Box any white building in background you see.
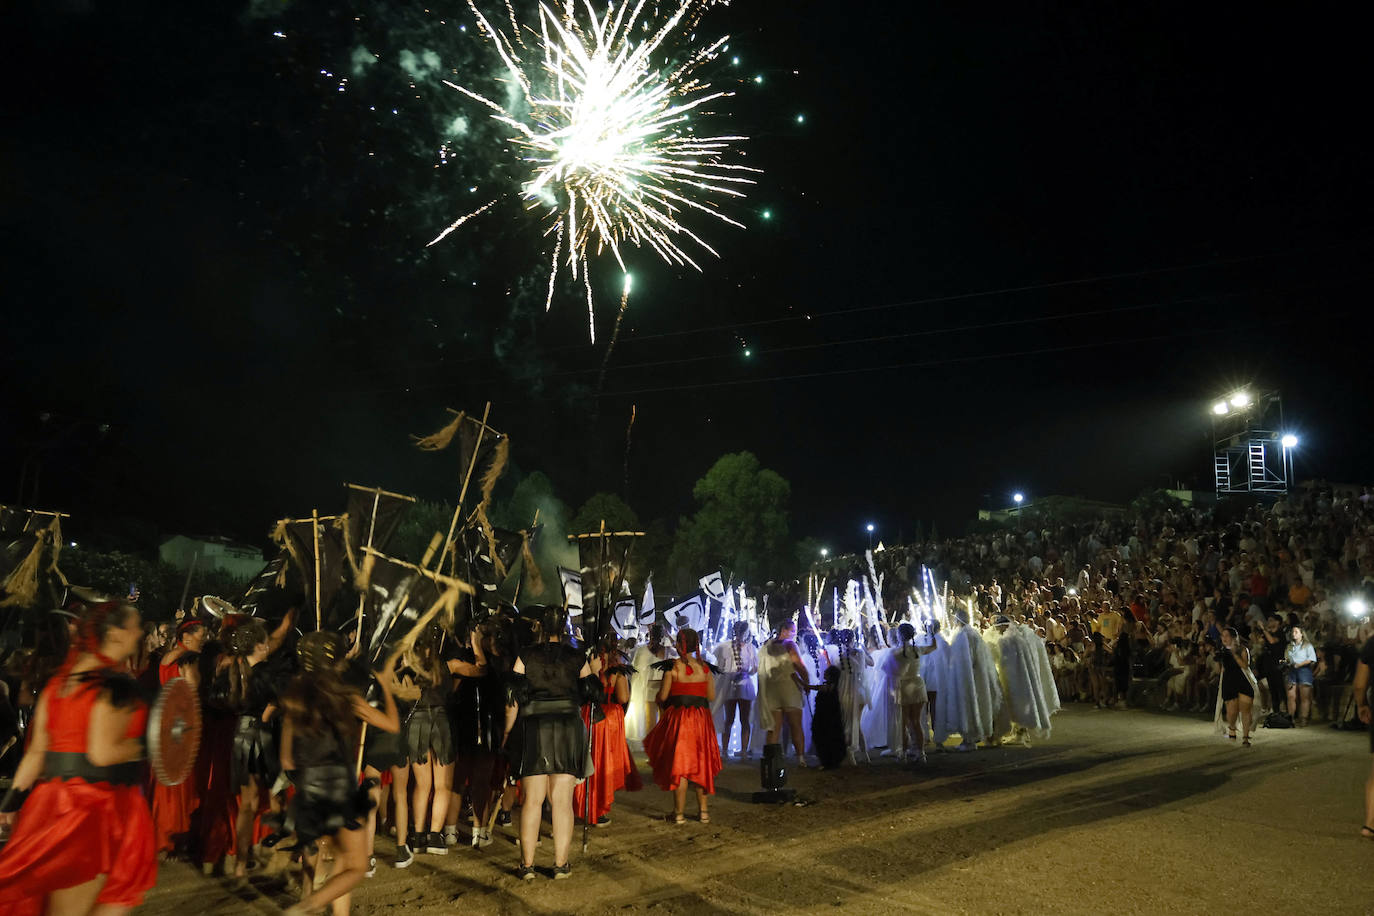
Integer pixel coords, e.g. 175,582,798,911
159,535,263,582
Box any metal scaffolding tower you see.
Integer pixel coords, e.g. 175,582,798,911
1210,389,1289,496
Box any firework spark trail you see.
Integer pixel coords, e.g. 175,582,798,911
430,0,758,341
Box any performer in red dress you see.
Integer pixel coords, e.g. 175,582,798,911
642,628,722,823
574,636,642,826
151,618,206,856
0,602,157,915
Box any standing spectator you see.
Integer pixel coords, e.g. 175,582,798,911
1258,616,1287,715
1284,626,1317,726
1354,636,1373,840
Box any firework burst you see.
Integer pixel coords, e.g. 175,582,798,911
429,0,758,341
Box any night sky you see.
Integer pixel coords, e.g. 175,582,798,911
3,1,1371,553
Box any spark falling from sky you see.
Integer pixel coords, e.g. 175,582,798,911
428,0,758,342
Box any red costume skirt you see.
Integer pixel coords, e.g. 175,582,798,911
0,778,156,913
574,703,642,822
642,704,721,794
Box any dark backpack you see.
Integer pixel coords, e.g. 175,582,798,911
1264,711,1293,729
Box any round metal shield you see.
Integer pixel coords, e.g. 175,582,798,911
148,676,201,786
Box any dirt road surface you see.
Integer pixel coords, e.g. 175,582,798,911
141,707,1373,915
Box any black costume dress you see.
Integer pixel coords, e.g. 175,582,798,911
401,669,455,766
287,722,375,846
208,665,278,789
1219,644,1255,701
506,642,591,778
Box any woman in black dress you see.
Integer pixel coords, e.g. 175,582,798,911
279,632,400,916
1217,627,1256,747
208,619,276,877
391,625,457,863
502,605,596,880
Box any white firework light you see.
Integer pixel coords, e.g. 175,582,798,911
429,0,759,341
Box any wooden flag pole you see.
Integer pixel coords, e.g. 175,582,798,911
436,401,493,576
511,507,540,605
311,509,322,630
356,489,381,646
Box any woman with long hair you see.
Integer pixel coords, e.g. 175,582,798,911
0,602,156,915
891,623,930,763
643,628,722,824
444,626,498,848
208,619,275,877
503,605,595,880
390,625,457,866
574,632,642,827
279,631,399,916
1215,626,1258,747
1284,625,1317,727
150,618,207,858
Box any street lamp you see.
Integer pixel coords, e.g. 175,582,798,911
1013,492,1024,505
819,548,829,558
865,523,875,550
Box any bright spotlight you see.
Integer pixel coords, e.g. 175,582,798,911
1013,493,1024,504
1067,587,1078,596
865,524,875,533
1229,391,1251,408
1347,598,1368,619
1212,401,1230,416
819,548,829,558
1281,434,1298,448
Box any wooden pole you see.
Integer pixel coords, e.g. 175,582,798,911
511,507,540,605
312,509,322,630
436,402,493,575
356,490,381,646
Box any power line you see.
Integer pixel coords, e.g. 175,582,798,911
590,310,1352,400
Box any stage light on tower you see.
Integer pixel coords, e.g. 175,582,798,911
819,548,829,558
1013,493,1024,504
1229,391,1251,408
1212,401,1230,416
1282,434,1298,449
865,523,875,550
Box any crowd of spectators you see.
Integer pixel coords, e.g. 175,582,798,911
816,484,1374,725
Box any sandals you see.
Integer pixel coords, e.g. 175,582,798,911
1242,737,1251,747
1360,826,1374,840
1227,728,1237,742
698,812,710,824
670,813,685,824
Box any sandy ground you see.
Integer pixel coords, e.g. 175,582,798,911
141,706,1374,916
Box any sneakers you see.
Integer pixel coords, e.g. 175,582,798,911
475,827,494,848
495,809,513,827
394,845,414,869
594,816,610,827
516,864,537,881
551,863,571,879
425,832,448,855
444,826,458,847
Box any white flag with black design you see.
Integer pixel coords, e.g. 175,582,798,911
559,567,583,617
640,578,657,626
699,570,725,600
611,598,639,637
663,590,709,633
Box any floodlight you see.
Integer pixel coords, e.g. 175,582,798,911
1281,434,1298,448
1212,401,1230,416
1229,391,1251,408
1013,493,1024,504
